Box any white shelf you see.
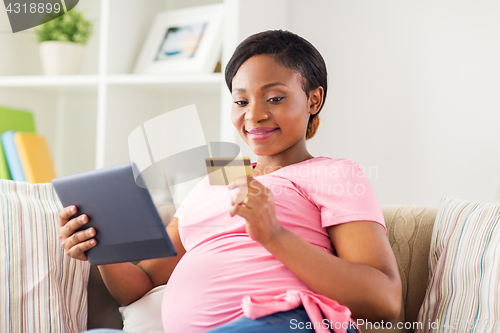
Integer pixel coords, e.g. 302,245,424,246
106,73,223,85
0,76,100,94
0,73,223,94
0,73,222,86
106,73,223,95
0,75,100,87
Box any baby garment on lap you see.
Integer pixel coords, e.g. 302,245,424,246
162,157,384,332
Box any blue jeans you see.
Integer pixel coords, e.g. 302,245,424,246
207,307,360,333
86,307,360,333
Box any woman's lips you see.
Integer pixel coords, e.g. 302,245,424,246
246,127,279,141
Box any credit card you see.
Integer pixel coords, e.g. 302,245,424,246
206,157,253,185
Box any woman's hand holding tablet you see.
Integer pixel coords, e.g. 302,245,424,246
52,162,177,265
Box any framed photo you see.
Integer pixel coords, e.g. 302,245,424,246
134,4,224,74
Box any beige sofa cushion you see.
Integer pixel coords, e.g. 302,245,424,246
360,206,437,332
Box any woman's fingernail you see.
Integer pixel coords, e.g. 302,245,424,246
80,215,86,222
70,206,76,213
87,228,94,236
89,239,96,245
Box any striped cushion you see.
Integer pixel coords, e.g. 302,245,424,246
417,197,500,332
0,180,91,333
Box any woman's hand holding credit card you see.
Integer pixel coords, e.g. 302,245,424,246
206,157,282,244
206,157,253,205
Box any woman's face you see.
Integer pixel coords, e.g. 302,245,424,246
231,54,321,156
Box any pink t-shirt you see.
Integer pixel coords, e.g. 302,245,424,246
162,157,385,332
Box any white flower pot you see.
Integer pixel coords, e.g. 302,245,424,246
39,41,85,75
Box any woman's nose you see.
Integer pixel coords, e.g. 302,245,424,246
244,103,269,122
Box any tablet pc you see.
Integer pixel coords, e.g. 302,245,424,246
52,162,177,265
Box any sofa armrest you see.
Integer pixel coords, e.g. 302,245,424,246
358,206,437,333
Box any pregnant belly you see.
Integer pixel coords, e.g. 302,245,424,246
161,237,308,333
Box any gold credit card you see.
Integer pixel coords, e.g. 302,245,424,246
206,157,253,185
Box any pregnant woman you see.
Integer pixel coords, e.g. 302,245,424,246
59,30,401,333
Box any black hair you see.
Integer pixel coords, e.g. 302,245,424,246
225,30,327,139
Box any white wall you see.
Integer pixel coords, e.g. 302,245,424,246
283,0,500,206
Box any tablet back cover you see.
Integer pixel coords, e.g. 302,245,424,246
52,162,177,265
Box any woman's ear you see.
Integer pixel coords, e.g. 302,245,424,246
308,86,324,115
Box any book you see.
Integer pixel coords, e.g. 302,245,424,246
1,131,26,181
0,106,36,180
14,132,56,184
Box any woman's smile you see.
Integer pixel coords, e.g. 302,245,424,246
246,127,280,141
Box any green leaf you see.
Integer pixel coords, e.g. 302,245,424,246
34,9,93,45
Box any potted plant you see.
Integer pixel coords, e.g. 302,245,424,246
34,10,93,75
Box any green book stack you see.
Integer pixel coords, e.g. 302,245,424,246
0,106,36,180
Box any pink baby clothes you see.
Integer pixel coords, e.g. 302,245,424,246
241,289,352,333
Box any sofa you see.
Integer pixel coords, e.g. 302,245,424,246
87,206,439,333
2,180,497,332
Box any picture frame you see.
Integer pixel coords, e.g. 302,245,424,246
133,4,224,75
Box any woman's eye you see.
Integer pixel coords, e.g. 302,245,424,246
234,101,248,106
268,97,284,103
